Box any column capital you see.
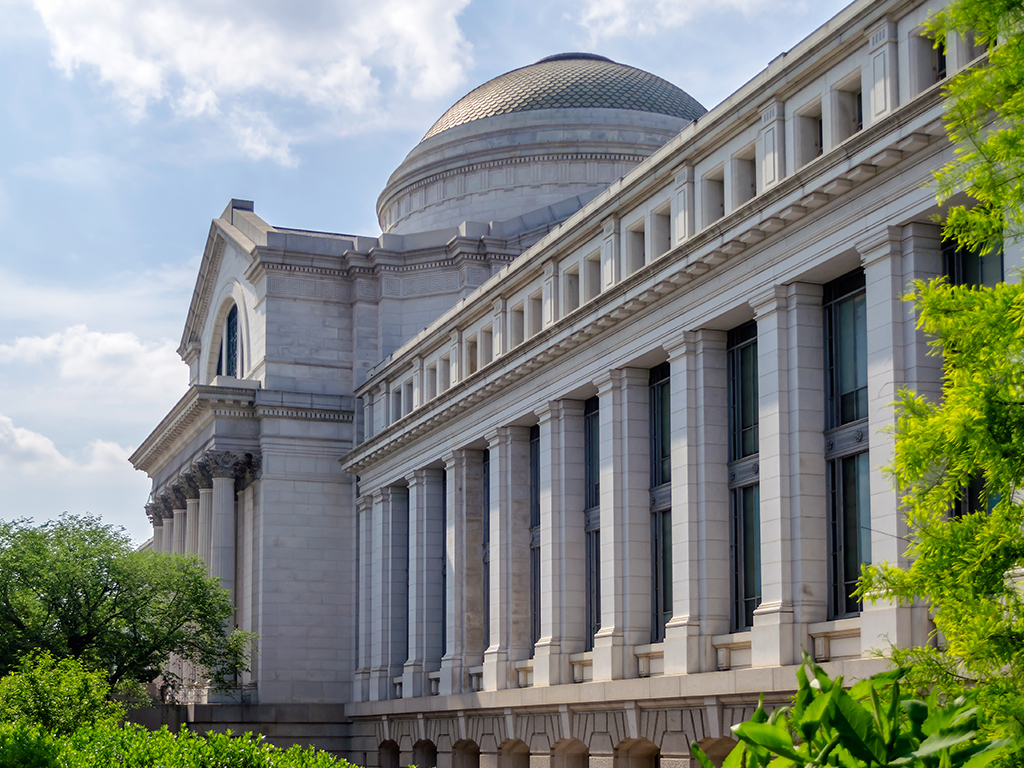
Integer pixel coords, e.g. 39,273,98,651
593,366,648,395
483,425,531,451
192,458,213,489
672,163,694,187
534,398,585,424
206,451,242,479
356,493,373,514
750,284,789,318
178,471,200,500
167,483,187,511
856,225,903,266
405,467,445,488
156,493,175,519
145,502,164,525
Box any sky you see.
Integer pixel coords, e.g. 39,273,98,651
0,0,851,543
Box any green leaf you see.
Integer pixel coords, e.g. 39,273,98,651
831,687,883,765
732,722,803,763
912,728,977,758
689,741,718,768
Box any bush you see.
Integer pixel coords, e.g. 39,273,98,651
0,722,58,768
0,653,123,736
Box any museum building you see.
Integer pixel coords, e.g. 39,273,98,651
130,0,1017,762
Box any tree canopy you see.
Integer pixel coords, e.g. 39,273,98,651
931,0,1024,253
0,515,250,693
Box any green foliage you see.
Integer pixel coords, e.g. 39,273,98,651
59,721,348,768
0,514,252,693
0,722,58,768
857,279,1024,751
0,652,123,736
691,655,1010,768
929,0,1024,252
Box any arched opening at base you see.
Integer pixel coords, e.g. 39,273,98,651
615,737,659,768
415,739,439,768
553,738,589,768
453,739,481,768
380,740,400,768
499,739,530,768
692,737,738,768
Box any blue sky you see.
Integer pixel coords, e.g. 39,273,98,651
0,0,850,542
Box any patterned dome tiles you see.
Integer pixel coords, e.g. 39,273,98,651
423,54,707,141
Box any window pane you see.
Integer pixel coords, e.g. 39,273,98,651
742,485,761,627
838,452,871,616
226,305,238,377
837,293,867,424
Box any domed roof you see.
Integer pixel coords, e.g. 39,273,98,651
422,53,706,141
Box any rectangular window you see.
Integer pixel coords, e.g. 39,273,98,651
564,267,581,314
426,365,438,400
480,327,493,367
439,356,451,392
702,168,725,226
731,484,761,631
829,451,871,618
943,238,1003,287
584,396,601,650
731,146,757,210
511,304,525,347
584,251,602,302
650,506,672,643
528,292,543,338
652,204,672,258
529,424,541,651
796,100,824,168
627,220,646,275
403,381,414,414
728,322,759,461
649,363,671,487
482,450,491,649
467,337,478,376
824,270,868,428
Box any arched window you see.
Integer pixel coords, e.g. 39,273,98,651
216,305,241,377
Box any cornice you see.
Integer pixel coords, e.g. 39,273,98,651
130,385,258,474
343,90,946,475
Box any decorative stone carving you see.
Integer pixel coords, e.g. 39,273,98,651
156,494,175,519
192,458,213,489
167,484,187,510
238,453,262,487
145,502,165,524
179,471,200,500
206,451,241,479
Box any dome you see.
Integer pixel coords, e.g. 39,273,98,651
423,53,706,141
378,54,707,236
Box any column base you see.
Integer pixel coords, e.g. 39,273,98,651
369,667,395,701
532,640,570,687
354,669,370,702
482,648,510,691
439,656,465,696
860,600,919,656
402,661,427,699
751,602,798,668
592,629,635,681
662,618,701,674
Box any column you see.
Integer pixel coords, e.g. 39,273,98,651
758,100,786,192
370,486,409,701
533,400,586,687
147,503,164,552
403,468,446,698
751,283,826,667
483,428,529,692
171,484,187,556
195,462,214,569
866,20,899,126
355,494,372,702
441,449,485,695
900,224,943,402
593,369,650,681
664,331,729,674
858,227,913,653
182,472,200,556
209,452,238,604
159,495,174,554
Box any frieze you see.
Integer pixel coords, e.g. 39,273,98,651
268,276,351,301
384,278,401,296
402,272,459,296
466,267,489,285
357,280,378,300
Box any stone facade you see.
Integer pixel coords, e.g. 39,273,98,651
131,0,1019,763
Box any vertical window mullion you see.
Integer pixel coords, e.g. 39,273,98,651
529,425,541,651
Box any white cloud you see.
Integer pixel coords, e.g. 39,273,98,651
13,152,128,188
576,0,806,41
29,0,473,164
0,413,129,475
0,325,186,406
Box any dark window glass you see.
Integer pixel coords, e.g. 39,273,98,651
649,363,671,487
226,305,238,377
943,238,1003,288
824,271,868,428
728,322,759,460
829,452,871,617
952,474,998,518
731,484,761,630
584,397,601,510
651,508,672,642
482,450,490,649
583,396,601,650
529,424,541,650
441,469,447,656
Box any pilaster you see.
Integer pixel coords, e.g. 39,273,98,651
356,494,372,702
404,468,446,698
758,101,786,191
601,218,621,291
370,485,409,701
866,20,899,126
484,429,531,691
533,400,586,687
593,368,650,681
672,166,695,244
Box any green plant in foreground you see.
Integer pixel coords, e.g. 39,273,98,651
691,654,1010,768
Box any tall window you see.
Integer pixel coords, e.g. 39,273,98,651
441,470,447,657
482,450,491,650
584,396,601,650
943,238,1003,288
824,270,871,618
649,363,672,642
217,304,241,377
728,322,761,631
529,425,541,651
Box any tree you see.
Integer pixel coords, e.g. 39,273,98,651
930,0,1024,254
859,279,1024,750
0,515,251,694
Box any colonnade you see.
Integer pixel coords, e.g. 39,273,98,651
355,224,942,702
